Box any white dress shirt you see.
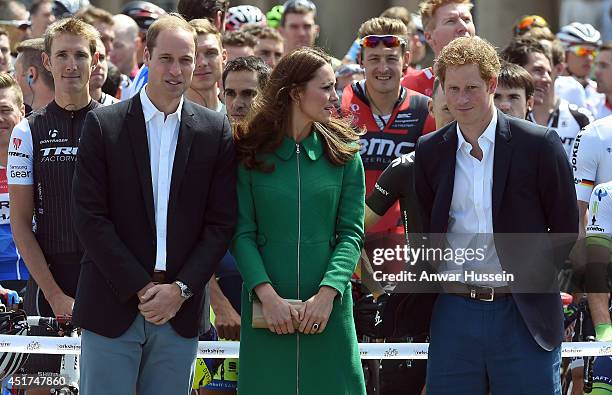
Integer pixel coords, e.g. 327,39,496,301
140,86,182,272
444,110,507,286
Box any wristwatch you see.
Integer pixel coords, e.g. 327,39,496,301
174,280,193,299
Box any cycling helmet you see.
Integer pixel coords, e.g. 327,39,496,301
557,22,602,47
122,1,166,33
266,5,284,29
0,310,28,381
52,0,80,18
225,5,267,31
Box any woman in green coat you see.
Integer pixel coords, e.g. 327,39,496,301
231,47,367,395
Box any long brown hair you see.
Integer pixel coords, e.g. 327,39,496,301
234,47,361,171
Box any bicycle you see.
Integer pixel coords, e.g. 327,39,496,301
6,315,79,395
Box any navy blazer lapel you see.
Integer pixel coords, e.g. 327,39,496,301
492,110,513,224
168,101,196,220
433,123,457,233
126,95,156,238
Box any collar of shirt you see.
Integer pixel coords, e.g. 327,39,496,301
455,109,498,153
140,84,184,124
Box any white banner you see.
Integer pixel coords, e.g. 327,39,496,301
0,335,610,359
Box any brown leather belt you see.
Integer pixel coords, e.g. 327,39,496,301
445,282,511,302
152,270,166,284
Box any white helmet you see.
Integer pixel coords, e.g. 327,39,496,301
557,22,602,47
225,5,267,32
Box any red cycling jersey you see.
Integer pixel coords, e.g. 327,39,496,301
341,81,435,235
401,67,435,97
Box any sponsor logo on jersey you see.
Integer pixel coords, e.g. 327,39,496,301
48,129,59,138
12,138,21,151
351,103,360,112
560,136,575,147
9,168,31,178
39,137,68,145
571,133,582,172
40,146,78,162
597,188,608,200
374,183,389,196
390,153,415,168
587,225,606,232
359,133,415,170
8,152,29,158
389,112,424,130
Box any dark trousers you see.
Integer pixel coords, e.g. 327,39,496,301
426,294,561,395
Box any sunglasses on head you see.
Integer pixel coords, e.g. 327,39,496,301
568,45,599,58
514,15,548,36
360,35,406,49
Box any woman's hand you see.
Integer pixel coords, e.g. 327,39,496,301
255,283,300,335
298,286,337,334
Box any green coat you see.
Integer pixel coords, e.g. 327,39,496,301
231,131,367,395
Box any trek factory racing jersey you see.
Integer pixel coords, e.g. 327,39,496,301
341,81,435,234
366,151,423,240
401,67,435,97
528,98,591,158
7,100,100,255
572,114,612,202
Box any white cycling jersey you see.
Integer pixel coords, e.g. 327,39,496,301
529,98,592,158
587,181,612,244
588,96,612,120
573,114,612,202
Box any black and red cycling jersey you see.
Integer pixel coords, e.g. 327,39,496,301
341,81,435,235
401,67,435,98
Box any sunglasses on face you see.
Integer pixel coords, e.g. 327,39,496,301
360,35,406,49
514,15,548,36
568,45,599,58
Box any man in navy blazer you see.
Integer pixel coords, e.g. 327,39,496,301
71,14,236,395
414,36,578,394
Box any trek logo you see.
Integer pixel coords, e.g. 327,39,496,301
359,132,415,170
12,138,21,151
40,146,78,162
8,152,29,158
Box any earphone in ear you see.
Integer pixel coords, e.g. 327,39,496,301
26,74,33,86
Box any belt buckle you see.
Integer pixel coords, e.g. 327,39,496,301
469,286,494,302
481,286,495,302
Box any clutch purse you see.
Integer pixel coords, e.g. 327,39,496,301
252,299,304,329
